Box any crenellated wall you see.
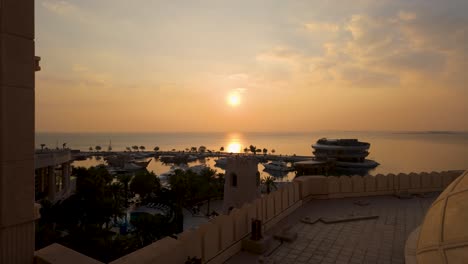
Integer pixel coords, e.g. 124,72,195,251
36,170,465,264
109,181,303,264
294,170,464,200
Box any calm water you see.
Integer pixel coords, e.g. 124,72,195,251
36,132,468,178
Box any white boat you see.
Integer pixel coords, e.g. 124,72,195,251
263,161,292,171
187,164,208,174
214,157,227,167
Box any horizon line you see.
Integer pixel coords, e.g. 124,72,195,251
35,130,468,134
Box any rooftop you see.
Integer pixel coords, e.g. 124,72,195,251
227,194,437,264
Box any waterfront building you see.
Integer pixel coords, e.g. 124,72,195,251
34,150,75,203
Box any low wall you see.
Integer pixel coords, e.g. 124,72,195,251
110,181,303,264
36,170,465,264
294,170,464,200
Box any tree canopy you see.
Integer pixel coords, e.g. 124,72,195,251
130,171,161,200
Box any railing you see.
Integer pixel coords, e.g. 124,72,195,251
35,150,71,169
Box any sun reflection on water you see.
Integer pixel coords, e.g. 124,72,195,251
225,133,244,153
227,142,242,153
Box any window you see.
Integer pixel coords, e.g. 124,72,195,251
231,173,237,187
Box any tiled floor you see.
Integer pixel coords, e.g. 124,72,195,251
226,194,437,264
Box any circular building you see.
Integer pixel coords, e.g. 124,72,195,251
408,170,468,263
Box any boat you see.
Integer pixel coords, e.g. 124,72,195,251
262,160,292,171
312,138,379,169
123,162,146,172
187,164,208,174
214,157,227,167
133,159,151,168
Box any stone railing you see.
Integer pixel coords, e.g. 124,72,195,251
35,170,465,264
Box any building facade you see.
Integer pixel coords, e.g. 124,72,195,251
35,150,75,203
0,1,36,263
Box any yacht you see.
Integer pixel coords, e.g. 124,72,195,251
214,157,227,167
263,160,292,171
312,138,379,169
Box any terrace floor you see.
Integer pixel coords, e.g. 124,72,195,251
226,194,437,264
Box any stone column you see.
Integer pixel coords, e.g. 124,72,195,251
48,166,56,201
0,1,36,263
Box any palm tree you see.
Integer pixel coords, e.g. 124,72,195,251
271,149,276,154
190,147,197,152
95,145,102,152
126,146,131,152
243,147,249,154
154,146,160,152
263,148,268,155
118,174,132,208
249,145,257,155
40,144,46,151
139,146,145,151
132,145,139,152
130,171,161,201
198,146,206,153
89,146,93,152
262,176,277,194
62,143,67,149
220,147,224,152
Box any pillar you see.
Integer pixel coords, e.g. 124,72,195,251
0,0,36,263
48,166,56,201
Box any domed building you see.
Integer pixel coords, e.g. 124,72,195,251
406,170,468,263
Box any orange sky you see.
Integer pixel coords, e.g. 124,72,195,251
35,0,468,132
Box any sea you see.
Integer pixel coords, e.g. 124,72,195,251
36,131,468,182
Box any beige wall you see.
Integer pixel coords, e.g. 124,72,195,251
106,181,303,264
0,0,36,263
294,170,464,200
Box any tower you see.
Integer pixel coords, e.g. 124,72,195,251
223,156,260,213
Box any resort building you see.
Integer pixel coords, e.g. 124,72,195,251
34,150,75,203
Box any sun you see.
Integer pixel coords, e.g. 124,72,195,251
227,93,240,106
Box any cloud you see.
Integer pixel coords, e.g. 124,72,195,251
227,73,249,81
305,22,340,33
259,3,468,89
398,11,416,21
256,46,301,62
41,0,77,16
